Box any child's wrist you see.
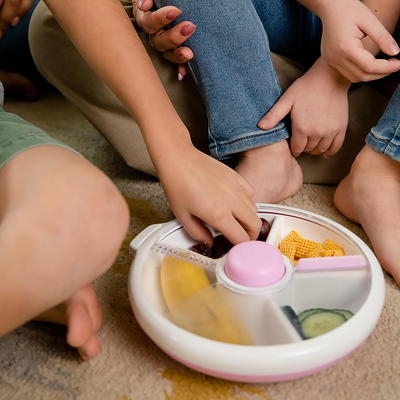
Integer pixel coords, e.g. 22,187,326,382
304,0,344,19
142,124,195,168
314,58,352,90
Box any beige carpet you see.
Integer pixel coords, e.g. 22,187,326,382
1,91,399,400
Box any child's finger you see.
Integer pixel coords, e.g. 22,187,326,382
0,0,20,30
310,136,333,155
349,49,400,79
163,48,192,64
179,213,213,246
233,207,262,241
258,93,292,131
17,0,33,18
209,213,253,245
360,11,400,56
177,64,189,81
290,131,308,157
150,22,196,52
323,133,345,158
334,57,383,83
304,136,321,153
10,16,19,26
138,6,182,34
136,0,154,12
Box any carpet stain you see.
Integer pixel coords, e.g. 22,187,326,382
162,368,272,400
112,196,170,275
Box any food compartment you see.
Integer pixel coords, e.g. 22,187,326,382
274,269,371,339
164,285,302,346
267,215,363,266
142,242,302,346
171,215,277,259
137,243,217,311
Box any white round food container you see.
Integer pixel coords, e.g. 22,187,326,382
128,204,385,382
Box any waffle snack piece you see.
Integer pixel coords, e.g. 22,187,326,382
279,231,345,263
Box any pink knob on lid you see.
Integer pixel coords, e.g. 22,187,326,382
224,241,285,287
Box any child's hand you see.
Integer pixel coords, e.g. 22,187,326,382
0,0,33,37
318,0,400,83
258,58,350,158
134,0,193,79
158,146,261,246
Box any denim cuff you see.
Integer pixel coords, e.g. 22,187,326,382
365,130,400,162
209,122,290,159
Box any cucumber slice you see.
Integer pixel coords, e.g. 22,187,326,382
301,311,346,338
332,309,354,320
298,308,326,323
281,306,305,339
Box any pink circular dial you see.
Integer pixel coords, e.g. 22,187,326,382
224,241,285,287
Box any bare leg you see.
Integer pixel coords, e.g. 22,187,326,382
0,146,129,358
235,140,303,203
334,145,400,284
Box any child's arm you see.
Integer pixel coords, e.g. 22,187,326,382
299,0,400,83
259,0,400,158
43,0,261,244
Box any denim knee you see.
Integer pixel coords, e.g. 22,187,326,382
156,0,288,159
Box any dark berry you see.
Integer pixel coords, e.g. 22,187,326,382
189,243,213,257
211,235,233,258
257,218,271,241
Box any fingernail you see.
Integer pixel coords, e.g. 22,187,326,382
137,0,143,10
178,73,184,81
179,49,191,61
258,121,267,130
166,9,180,20
180,24,196,36
390,43,400,55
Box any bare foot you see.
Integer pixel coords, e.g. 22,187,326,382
235,140,303,203
334,145,400,284
36,284,103,360
0,69,40,101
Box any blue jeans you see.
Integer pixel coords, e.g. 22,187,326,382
366,22,400,162
155,0,321,159
366,85,400,161
0,0,41,81
156,0,400,162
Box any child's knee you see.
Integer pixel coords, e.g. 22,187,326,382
57,168,130,268
14,163,130,279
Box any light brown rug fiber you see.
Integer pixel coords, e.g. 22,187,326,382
1,92,399,400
